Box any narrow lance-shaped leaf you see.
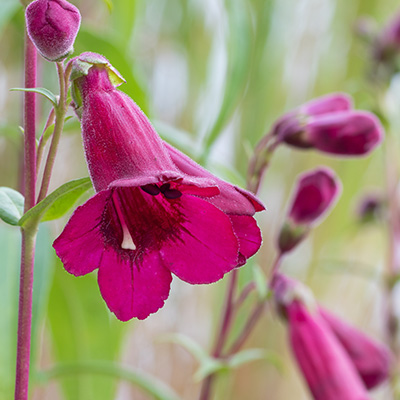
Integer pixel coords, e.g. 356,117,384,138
10,87,58,107
19,177,92,227
0,187,24,226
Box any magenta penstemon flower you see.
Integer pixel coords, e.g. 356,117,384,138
273,93,383,156
272,273,391,399
319,308,392,389
53,52,264,321
25,0,81,62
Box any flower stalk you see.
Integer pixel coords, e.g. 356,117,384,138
37,62,68,203
14,31,38,400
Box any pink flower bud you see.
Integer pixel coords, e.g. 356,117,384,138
306,111,383,156
287,302,371,400
277,168,340,253
320,309,392,389
300,93,353,116
26,0,81,62
272,274,372,400
274,93,383,156
288,167,341,225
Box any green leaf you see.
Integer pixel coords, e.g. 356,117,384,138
227,348,282,371
19,177,92,227
10,87,58,106
161,334,225,381
0,187,24,225
37,361,181,400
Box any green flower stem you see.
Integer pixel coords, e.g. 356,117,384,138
247,132,281,194
36,107,55,174
37,62,67,203
36,361,181,400
226,301,266,355
15,31,38,400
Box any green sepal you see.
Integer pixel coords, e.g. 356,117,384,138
70,52,125,116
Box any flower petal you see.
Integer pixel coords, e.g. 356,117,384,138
229,215,262,260
53,190,111,276
98,250,172,321
160,195,239,284
165,142,265,214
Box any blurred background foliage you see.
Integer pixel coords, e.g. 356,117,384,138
0,0,398,398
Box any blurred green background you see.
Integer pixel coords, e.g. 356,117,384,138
0,0,397,398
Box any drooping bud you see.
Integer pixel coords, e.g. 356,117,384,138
25,0,81,62
306,111,383,156
320,309,392,389
273,93,383,156
272,273,372,400
278,167,341,253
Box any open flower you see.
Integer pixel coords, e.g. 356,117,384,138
26,0,81,62
53,53,264,321
273,93,383,156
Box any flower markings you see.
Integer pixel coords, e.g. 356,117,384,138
272,273,391,400
53,53,264,321
278,167,341,253
26,0,81,62
273,93,383,156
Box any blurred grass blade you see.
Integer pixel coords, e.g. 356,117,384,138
202,0,253,156
37,361,181,400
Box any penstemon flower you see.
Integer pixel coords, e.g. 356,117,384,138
25,0,81,62
272,273,390,399
320,308,392,390
53,52,264,321
273,93,383,156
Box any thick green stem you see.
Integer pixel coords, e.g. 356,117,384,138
37,62,67,203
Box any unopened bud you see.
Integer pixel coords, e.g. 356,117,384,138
26,0,81,62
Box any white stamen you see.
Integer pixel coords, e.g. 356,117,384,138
121,224,136,250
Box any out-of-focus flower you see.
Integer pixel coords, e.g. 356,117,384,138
373,12,400,64
356,192,385,223
53,52,264,321
278,167,341,253
320,309,392,390
25,0,81,61
272,273,390,399
273,93,383,156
